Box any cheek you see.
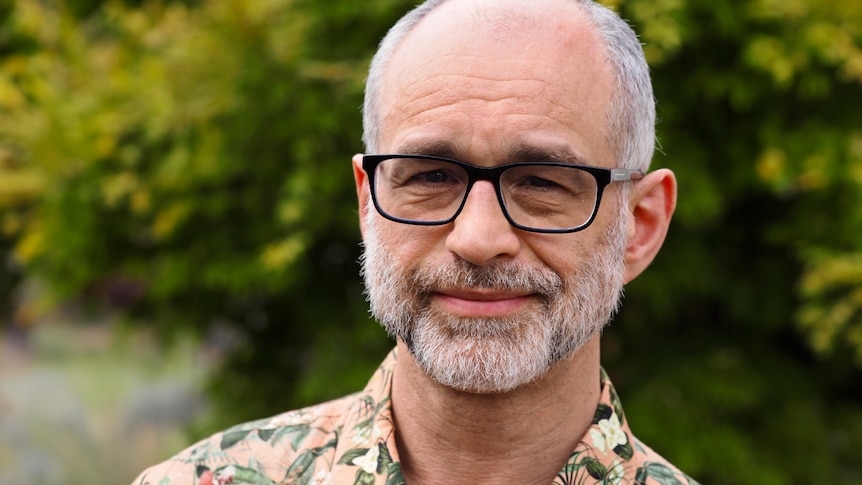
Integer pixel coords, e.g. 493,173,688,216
520,234,590,278
373,218,450,268
545,197,627,265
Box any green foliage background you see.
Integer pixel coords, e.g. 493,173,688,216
1,0,860,483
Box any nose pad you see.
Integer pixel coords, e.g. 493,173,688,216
445,181,521,265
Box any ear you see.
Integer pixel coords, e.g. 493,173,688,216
353,153,371,237
623,168,676,284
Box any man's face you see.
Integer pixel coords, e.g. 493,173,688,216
357,0,629,393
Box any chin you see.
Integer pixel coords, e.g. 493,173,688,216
405,330,560,394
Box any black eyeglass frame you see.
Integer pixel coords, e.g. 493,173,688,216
362,153,644,234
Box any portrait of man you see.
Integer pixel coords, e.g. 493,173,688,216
134,0,698,483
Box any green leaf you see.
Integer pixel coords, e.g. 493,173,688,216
582,457,607,480
220,429,253,450
283,450,316,485
384,462,407,485
257,428,276,442
608,383,626,424
311,437,339,455
636,463,686,485
354,469,376,485
337,447,370,465
378,442,394,466
289,424,313,451
267,423,312,450
614,440,634,461
593,403,613,424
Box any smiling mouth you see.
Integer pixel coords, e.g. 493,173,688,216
431,290,538,318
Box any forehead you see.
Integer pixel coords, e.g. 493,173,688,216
377,0,616,165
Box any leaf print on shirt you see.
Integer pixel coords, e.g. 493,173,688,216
131,350,699,485
353,445,380,474
636,462,695,485
589,404,634,460
283,438,338,485
336,442,406,485
337,447,378,485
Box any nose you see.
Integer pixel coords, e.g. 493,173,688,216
445,181,522,266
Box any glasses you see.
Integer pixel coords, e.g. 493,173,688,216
362,154,643,234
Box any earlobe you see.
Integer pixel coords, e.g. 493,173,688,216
353,153,371,236
623,168,676,283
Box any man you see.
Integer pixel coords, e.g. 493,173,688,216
134,0,698,484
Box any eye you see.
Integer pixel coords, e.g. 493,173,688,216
509,173,569,193
503,165,596,199
521,176,560,189
394,159,466,188
410,169,453,185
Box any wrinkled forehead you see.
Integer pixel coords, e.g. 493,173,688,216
376,0,615,159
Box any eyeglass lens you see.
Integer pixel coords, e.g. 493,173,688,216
372,157,599,231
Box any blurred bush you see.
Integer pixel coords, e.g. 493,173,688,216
1,0,861,483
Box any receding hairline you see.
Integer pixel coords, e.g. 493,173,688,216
363,0,655,172
373,0,610,140
379,0,604,82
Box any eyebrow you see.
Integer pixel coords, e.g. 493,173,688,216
504,143,587,165
395,140,465,160
393,139,589,165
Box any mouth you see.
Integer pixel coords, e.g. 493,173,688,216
431,289,538,318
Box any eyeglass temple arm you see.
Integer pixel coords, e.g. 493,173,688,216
610,168,645,182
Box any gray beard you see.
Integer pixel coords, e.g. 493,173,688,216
360,203,627,393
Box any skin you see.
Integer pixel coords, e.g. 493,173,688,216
352,0,677,483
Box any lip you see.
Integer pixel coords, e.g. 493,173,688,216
432,289,537,317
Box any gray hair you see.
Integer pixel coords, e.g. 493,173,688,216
361,0,655,172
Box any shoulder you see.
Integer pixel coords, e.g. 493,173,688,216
130,393,359,485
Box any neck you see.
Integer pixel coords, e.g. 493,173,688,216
390,338,601,485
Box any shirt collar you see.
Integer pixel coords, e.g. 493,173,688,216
329,348,637,485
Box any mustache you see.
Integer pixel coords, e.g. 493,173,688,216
408,257,563,296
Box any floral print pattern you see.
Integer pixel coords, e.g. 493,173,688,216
133,349,698,485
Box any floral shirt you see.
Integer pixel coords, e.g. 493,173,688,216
133,349,699,485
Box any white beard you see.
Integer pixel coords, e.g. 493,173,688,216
360,201,627,393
